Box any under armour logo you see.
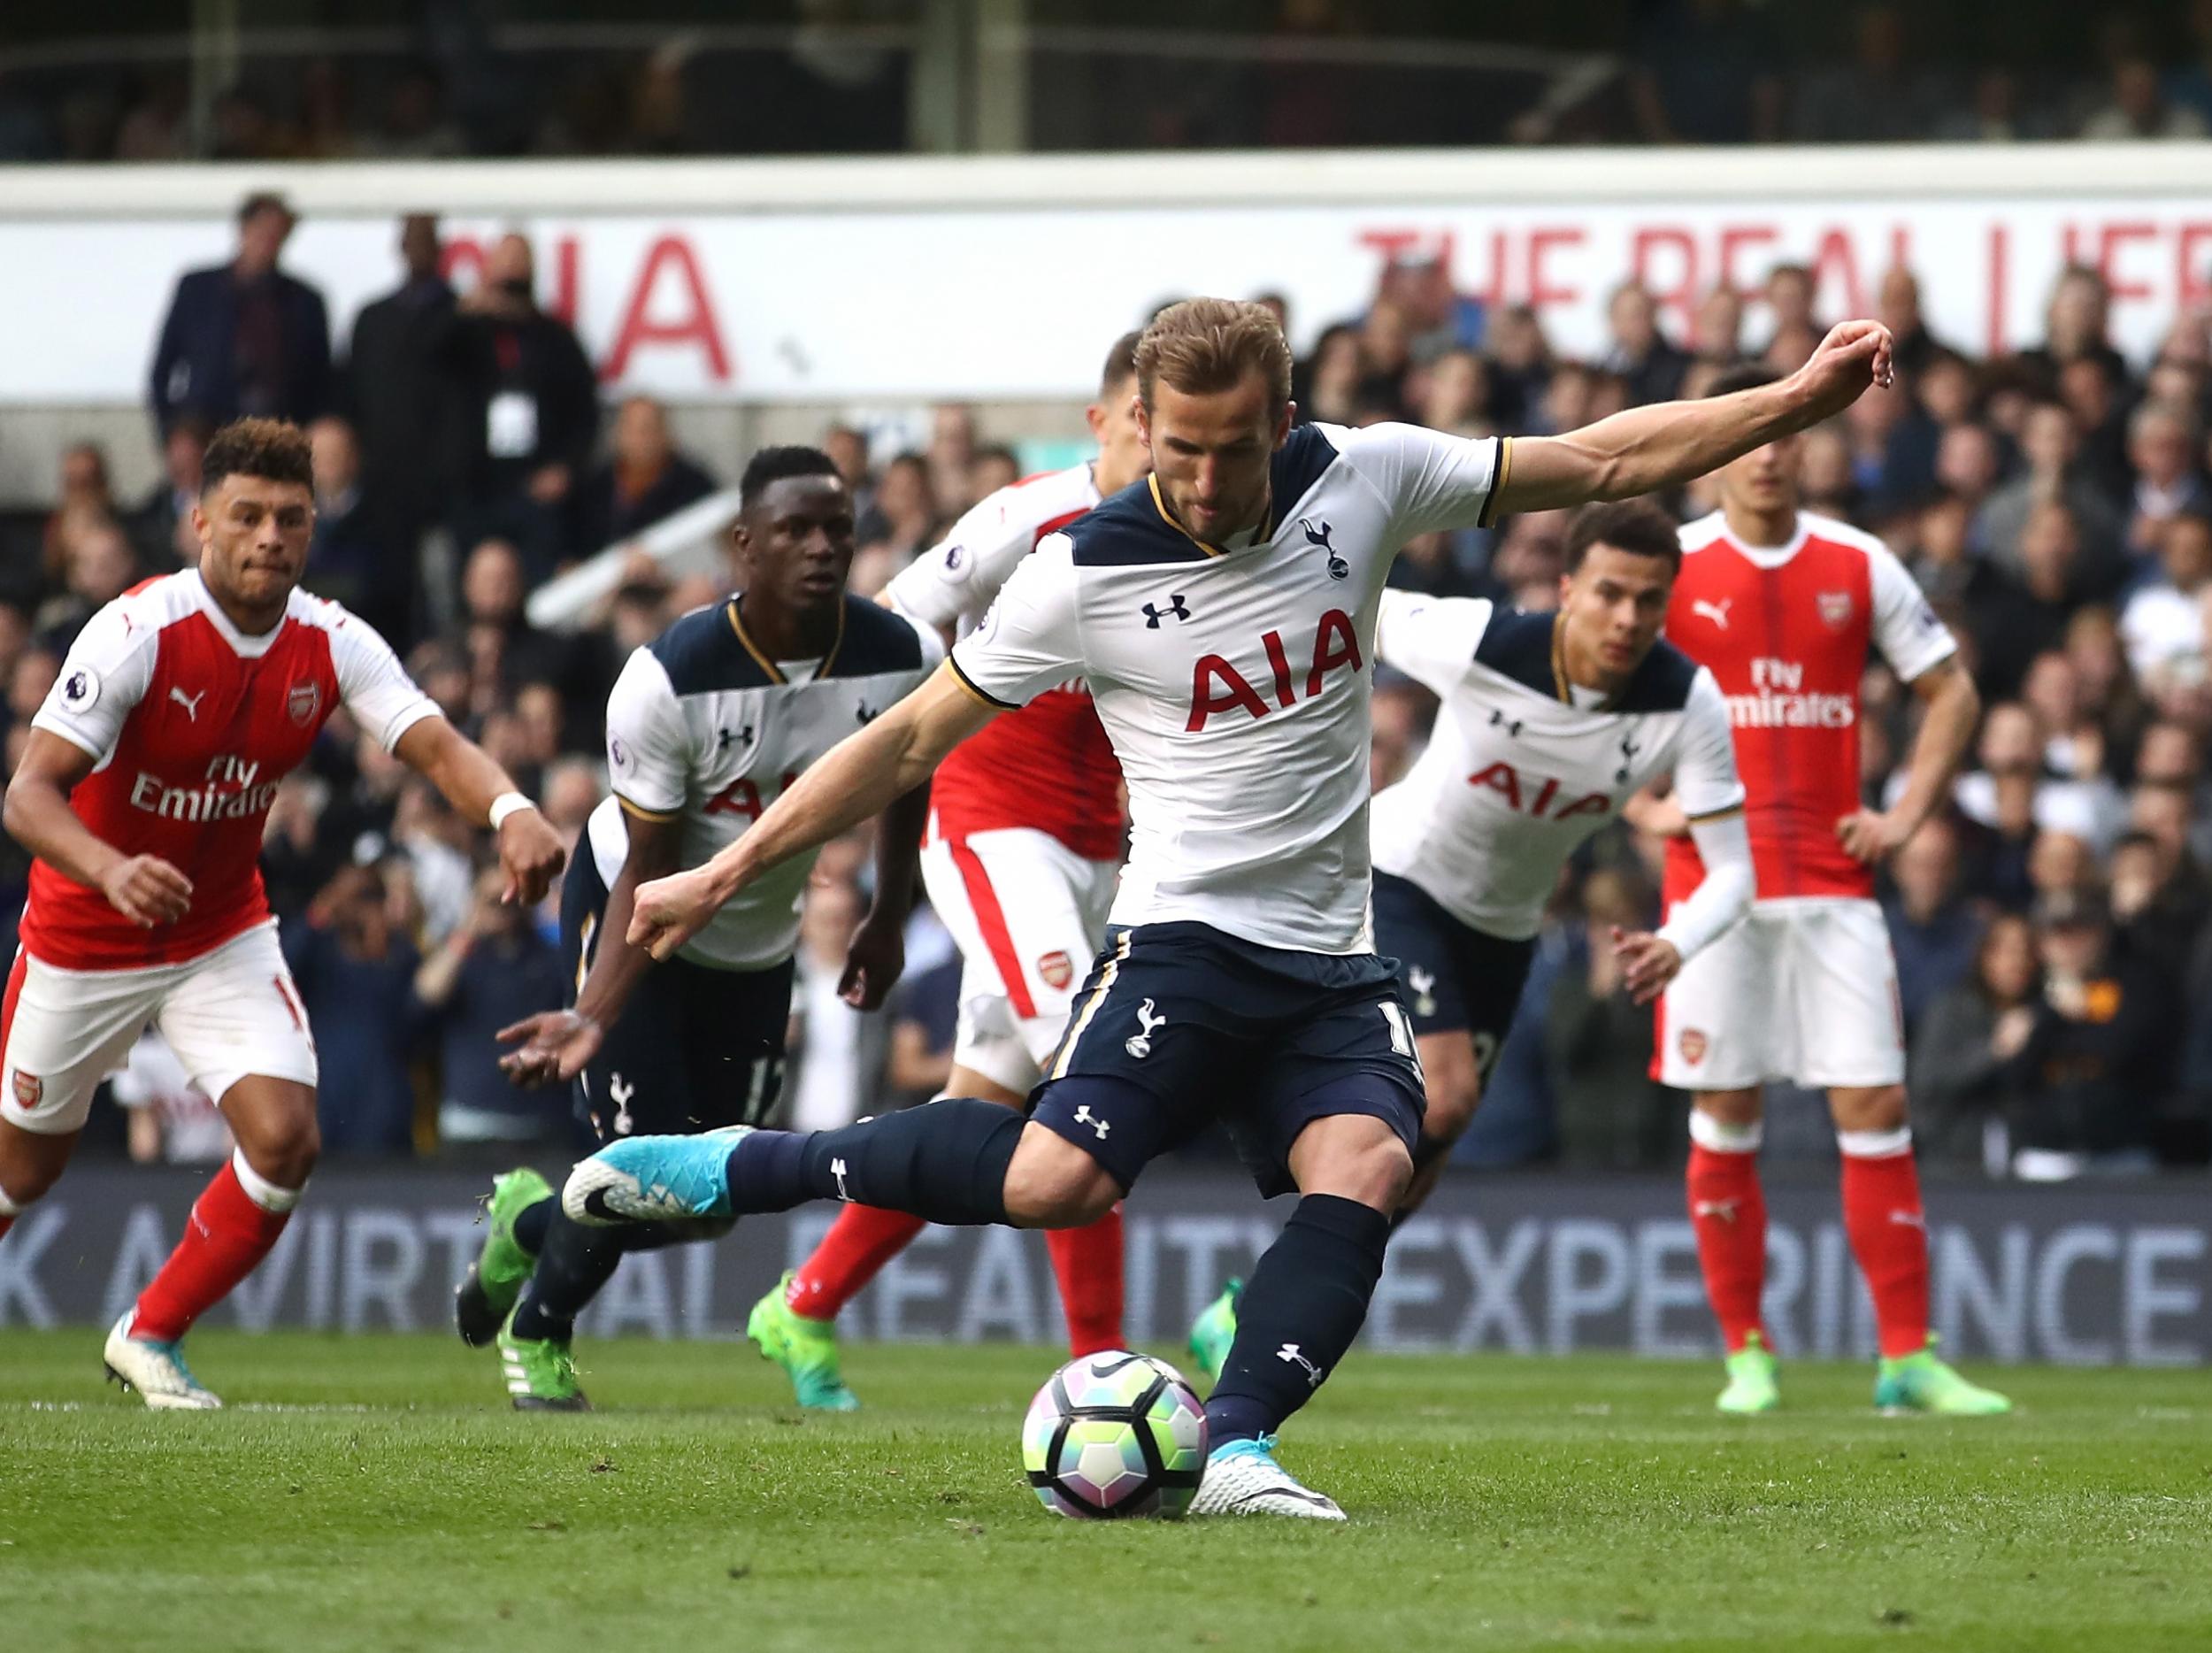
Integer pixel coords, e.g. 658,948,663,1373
1276,1343,1324,1388
1142,594,1192,628
169,685,205,720
718,725,753,752
1072,1104,1110,1141
1407,965,1438,1019
831,1157,851,1201
1692,1198,1740,1224
1125,998,1165,1059
1300,518,1348,580
1692,598,1732,632
1488,708,1523,738
610,1073,635,1136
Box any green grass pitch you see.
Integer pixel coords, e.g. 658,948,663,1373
4,1331,2208,1652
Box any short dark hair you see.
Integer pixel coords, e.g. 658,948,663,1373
1564,499,1682,573
1136,298,1294,413
201,417,313,495
1704,362,1779,399
740,444,841,510
237,190,293,225
1101,329,1141,396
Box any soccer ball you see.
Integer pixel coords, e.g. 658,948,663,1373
1022,1350,1209,1519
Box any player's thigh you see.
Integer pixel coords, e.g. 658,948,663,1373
3,950,171,1142
1238,986,1425,1203
1786,901,1908,1089
154,925,320,1108
1655,906,1786,1090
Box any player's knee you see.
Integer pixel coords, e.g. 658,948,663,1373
1002,1132,1120,1227
0,1158,61,1207
1832,1084,1908,1135
234,1112,319,1191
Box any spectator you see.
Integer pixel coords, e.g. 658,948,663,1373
1599,281,1691,407
2080,56,2210,140
854,452,940,574
1294,324,1364,426
2016,265,2131,396
784,879,886,1133
149,192,332,436
40,443,116,574
2109,826,2209,980
1971,501,2090,698
443,232,602,579
358,63,465,158
1909,911,2038,1169
283,864,424,1157
1876,265,1950,380
1758,263,1823,373
1975,399,2125,589
1793,4,1951,144
36,513,139,649
454,537,582,701
925,404,978,513
1544,868,1676,1170
968,443,1021,504
2119,511,2212,693
342,214,462,569
1690,284,1744,363
301,415,412,643
1628,0,1785,144
2005,888,2176,1178
1935,66,2052,142
412,865,572,1145
2123,404,2210,560
1883,815,1984,1036
129,414,211,569
112,1031,233,1166
879,951,961,1111
571,395,718,556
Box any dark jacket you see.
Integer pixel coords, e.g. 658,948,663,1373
150,263,332,434
444,308,602,499
571,453,718,557
342,275,463,530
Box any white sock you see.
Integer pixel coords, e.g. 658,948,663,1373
1689,1112,1763,1154
1836,1126,1913,1159
232,1148,304,1213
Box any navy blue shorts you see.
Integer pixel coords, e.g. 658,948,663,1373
1026,920,1426,1199
1371,872,1535,1088
559,849,793,1145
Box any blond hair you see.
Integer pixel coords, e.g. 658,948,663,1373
1134,298,1293,413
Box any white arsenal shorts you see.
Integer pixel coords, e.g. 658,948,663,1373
1,922,319,1134
918,823,1119,1096
1655,896,1906,1092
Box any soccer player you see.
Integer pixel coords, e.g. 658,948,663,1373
1647,364,2009,1417
458,446,941,1410
745,334,1147,1409
0,417,565,1408
562,299,1894,1517
1187,498,1756,1381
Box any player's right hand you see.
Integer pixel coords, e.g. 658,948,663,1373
496,1009,604,1088
1793,319,1895,421
99,854,193,927
627,866,719,962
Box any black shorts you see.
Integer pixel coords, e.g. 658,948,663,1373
1371,871,1535,1088
1027,920,1426,1199
559,849,794,1145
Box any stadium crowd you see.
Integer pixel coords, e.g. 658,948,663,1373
6,2,2212,160
3,196,2210,1184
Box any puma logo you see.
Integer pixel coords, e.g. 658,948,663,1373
1888,1210,1926,1231
1691,598,1732,632
1693,1199,1740,1224
169,686,205,720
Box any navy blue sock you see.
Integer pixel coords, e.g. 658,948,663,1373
1204,1194,1389,1445
512,1194,554,1257
726,1098,1023,1225
511,1211,624,1342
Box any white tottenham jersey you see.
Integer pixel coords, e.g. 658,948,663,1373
949,422,1508,955
1370,591,1745,940
882,461,1101,636
590,594,941,969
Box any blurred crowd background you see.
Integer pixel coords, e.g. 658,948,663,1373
2,0,2210,1187
7,1,2212,159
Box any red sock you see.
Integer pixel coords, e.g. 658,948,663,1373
133,1155,296,1342
0,1213,13,1242
785,1204,928,1322
1687,1135,1767,1354
1046,1207,1125,1357
1839,1133,1931,1359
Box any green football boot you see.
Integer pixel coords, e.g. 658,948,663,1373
747,1272,860,1411
1874,1340,2012,1416
495,1310,590,1411
1188,1277,1244,1387
1716,1330,1780,1414
456,1168,553,1348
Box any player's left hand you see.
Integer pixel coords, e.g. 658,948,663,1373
840,910,907,1011
496,1009,604,1088
1835,807,1911,865
1610,927,1684,1005
495,808,567,904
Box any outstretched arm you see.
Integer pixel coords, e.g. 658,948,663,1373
629,665,995,961
1493,319,1894,516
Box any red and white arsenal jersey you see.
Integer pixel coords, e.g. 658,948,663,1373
24,571,439,970
1663,511,1955,903
883,463,1124,862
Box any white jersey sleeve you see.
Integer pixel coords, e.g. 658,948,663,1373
1344,422,1507,538
883,492,1041,633
329,611,441,752
1867,540,1957,682
947,536,1084,709
31,599,159,760
1672,668,1749,821
603,647,694,819
1375,589,1491,696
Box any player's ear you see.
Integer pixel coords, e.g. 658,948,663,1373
1085,402,1107,442
1272,400,1294,447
